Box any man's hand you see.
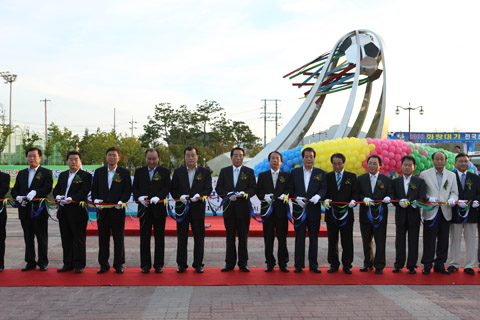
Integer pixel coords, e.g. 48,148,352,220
264,194,272,203
324,199,332,209
309,194,321,205
363,197,373,206
138,196,149,207
457,200,468,208
115,201,123,209
190,193,201,203
26,190,36,201
295,197,306,208
447,198,456,207
382,196,391,204
180,195,189,204
94,199,103,210
348,200,356,208
399,199,408,208
150,196,160,204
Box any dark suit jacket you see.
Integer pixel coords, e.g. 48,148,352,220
388,175,427,225
53,169,92,220
215,165,256,218
132,166,171,218
0,172,10,199
325,170,358,223
256,170,290,218
11,166,53,219
289,167,327,221
170,166,212,218
356,172,391,224
451,171,480,223
91,166,132,206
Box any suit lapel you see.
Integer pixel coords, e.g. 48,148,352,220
299,168,306,195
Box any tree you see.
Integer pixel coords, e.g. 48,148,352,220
78,129,120,165
119,136,144,172
22,128,41,154
48,123,79,164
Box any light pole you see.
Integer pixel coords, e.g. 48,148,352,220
1,71,17,164
395,103,424,141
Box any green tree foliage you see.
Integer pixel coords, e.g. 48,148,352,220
78,129,120,166
22,129,41,154
47,123,80,164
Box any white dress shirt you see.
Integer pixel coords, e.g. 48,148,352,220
27,165,40,188
303,167,313,193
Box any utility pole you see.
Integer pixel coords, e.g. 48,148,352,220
129,116,137,137
41,98,51,164
260,99,281,146
113,108,116,132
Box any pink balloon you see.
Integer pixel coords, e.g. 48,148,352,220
415,145,419,150
383,158,390,165
381,150,388,157
420,150,428,156
370,150,378,156
407,147,413,154
395,154,401,161
390,160,396,168
362,161,368,168
388,152,394,159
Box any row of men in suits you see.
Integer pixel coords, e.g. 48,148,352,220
1,147,479,276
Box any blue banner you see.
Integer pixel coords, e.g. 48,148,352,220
388,132,480,143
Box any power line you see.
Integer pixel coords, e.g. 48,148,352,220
260,99,281,147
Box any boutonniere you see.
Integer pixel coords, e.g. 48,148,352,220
313,173,322,181
113,172,122,183
196,172,203,181
466,178,473,190
278,176,286,183
377,180,385,189
345,179,351,185
409,182,417,190
240,171,248,180
35,171,42,180
73,175,83,184
152,171,161,181
443,180,448,190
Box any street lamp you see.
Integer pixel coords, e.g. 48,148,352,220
0,71,17,164
395,103,424,141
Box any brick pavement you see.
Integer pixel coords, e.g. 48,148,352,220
2,207,480,319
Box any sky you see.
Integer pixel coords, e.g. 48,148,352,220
0,0,478,144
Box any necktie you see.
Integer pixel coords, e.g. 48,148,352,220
336,172,342,190
461,173,466,189
370,175,376,193
437,172,443,189
233,168,239,187
272,172,278,189
149,169,154,182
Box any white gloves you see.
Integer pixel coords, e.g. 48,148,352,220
457,200,468,208
94,199,103,210
180,195,189,204
229,193,237,201
60,197,72,206
55,195,64,201
278,194,286,200
363,197,373,206
295,197,306,208
473,200,479,208
310,194,321,205
264,194,272,203
150,196,160,204
16,196,24,202
324,199,332,210
26,190,36,201
382,196,391,204
428,196,438,203
139,196,149,207
237,191,245,198
399,199,408,208
447,198,456,207
115,201,123,209
191,193,201,203
348,200,356,208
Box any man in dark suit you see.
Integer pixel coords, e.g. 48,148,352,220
0,171,10,272
289,147,327,273
133,148,171,274
11,147,53,271
256,151,290,273
216,147,256,272
323,153,358,274
389,155,427,274
53,151,92,273
356,155,391,274
171,146,212,273
447,153,480,275
91,147,132,274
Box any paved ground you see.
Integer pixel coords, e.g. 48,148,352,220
2,207,480,319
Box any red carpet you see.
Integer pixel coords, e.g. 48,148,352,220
1,268,479,287
86,216,328,237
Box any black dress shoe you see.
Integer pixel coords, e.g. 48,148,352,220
155,267,163,274
294,267,302,273
97,267,110,274
464,268,475,275
221,266,234,272
408,267,416,274
141,267,150,274
0,267,3,272
239,266,250,272
21,265,36,272
75,268,84,274
57,266,74,273
115,267,124,274
177,266,186,273
434,268,450,275
343,268,352,274
279,266,289,273
195,266,204,273
422,268,431,275
374,269,383,274
309,267,321,273
359,266,373,272
447,266,459,273
265,265,274,272
39,266,48,272
327,267,338,273
392,267,401,273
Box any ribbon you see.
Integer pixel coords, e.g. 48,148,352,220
166,200,190,223
366,202,384,228
251,198,274,223
456,203,471,224
291,202,308,228
331,204,349,227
